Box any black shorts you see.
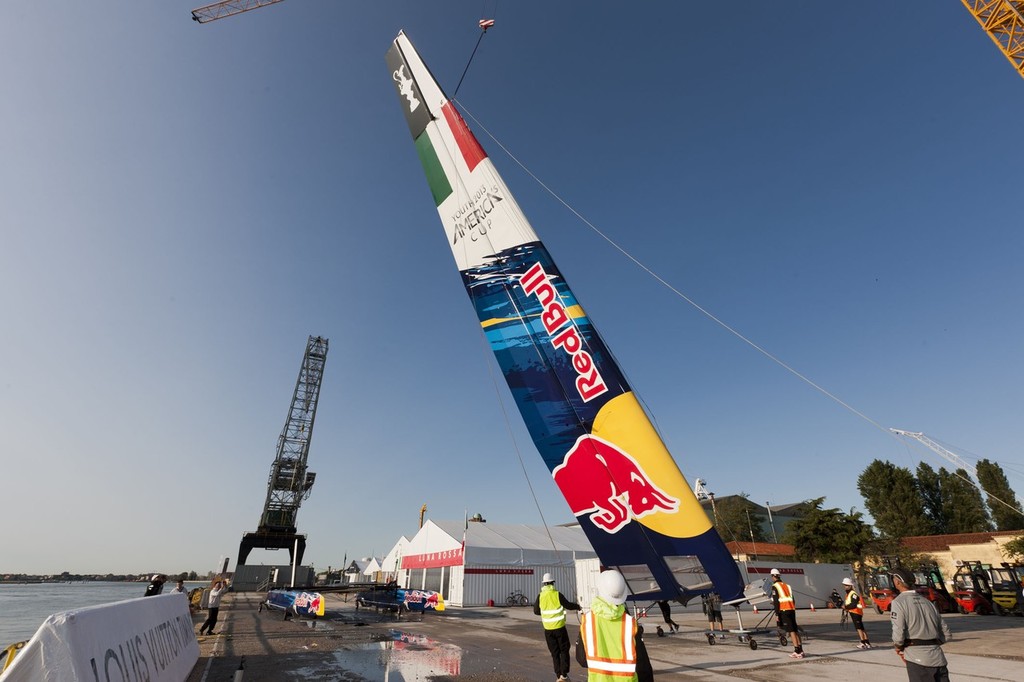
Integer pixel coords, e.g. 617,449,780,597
777,610,798,633
850,613,863,629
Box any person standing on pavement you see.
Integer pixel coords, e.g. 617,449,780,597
703,591,725,638
534,573,581,682
649,583,679,634
656,600,679,633
198,578,229,636
770,568,805,659
841,577,873,649
890,567,951,682
144,574,166,597
575,570,653,682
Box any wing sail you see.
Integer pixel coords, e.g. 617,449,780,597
387,32,744,601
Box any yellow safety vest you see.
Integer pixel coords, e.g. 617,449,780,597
539,584,567,630
844,589,863,616
580,610,638,682
773,581,795,611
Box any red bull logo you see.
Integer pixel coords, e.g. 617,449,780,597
552,434,679,533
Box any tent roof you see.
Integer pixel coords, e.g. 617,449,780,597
403,520,597,566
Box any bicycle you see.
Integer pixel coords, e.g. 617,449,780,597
506,590,530,607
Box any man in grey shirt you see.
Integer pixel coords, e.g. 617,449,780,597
890,567,951,682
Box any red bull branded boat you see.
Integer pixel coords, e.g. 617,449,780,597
386,32,747,604
264,589,326,618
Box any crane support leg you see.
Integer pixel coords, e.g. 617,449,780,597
238,531,306,567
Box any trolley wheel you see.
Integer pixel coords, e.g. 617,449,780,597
706,633,716,645
749,639,758,650
779,634,788,646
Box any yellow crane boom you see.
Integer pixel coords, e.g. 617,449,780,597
191,0,287,24
961,1,1024,79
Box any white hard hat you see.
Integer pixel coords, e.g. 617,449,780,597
597,570,628,605
770,568,781,576
542,573,554,583
842,578,855,587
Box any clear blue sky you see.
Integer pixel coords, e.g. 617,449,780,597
3,2,1022,575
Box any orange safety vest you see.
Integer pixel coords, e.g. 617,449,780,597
844,589,863,616
773,581,795,611
580,610,638,681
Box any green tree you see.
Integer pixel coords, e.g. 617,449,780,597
780,497,875,563
1002,535,1024,561
940,467,991,533
976,459,1024,531
857,460,932,538
916,462,947,534
712,493,768,543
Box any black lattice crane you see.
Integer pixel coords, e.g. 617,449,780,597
191,0,287,23
238,335,328,567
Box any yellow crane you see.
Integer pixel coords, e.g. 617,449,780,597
190,0,1024,83
961,1,1024,78
191,0,287,24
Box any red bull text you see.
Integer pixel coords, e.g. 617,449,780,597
519,262,607,402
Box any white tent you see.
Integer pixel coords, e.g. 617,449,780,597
381,535,410,582
398,520,596,606
362,557,383,581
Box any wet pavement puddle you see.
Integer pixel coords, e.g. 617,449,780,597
289,629,462,681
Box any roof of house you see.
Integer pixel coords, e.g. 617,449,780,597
901,530,1022,553
725,541,795,557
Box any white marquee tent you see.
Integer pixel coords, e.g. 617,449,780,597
391,520,597,607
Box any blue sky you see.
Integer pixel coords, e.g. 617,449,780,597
2,2,1022,575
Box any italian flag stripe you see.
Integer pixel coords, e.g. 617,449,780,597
442,102,487,172
415,132,452,206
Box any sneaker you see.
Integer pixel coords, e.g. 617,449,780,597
789,652,804,659
856,643,868,650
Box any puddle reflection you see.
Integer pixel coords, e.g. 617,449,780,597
290,629,461,680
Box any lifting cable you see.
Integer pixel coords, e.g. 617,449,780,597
453,10,497,99
454,100,1024,524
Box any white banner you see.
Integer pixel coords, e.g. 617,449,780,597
1,593,199,681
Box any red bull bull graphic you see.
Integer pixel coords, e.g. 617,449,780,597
554,434,679,533
387,32,745,602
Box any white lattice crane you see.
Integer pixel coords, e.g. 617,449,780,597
889,428,978,478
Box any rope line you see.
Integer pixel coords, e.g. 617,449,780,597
453,99,1024,524
454,101,892,439
475,323,562,561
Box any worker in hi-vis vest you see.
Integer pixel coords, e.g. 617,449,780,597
771,568,805,658
842,577,873,649
534,572,581,682
575,570,653,682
